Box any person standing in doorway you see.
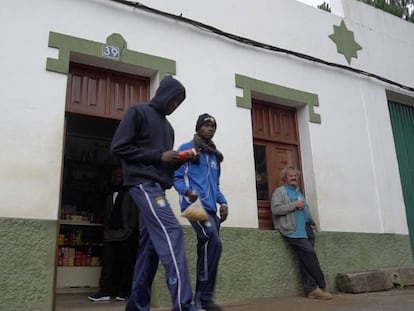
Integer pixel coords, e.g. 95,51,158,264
271,165,332,300
111,75,197,311
174,113,228,311
88,167,139,302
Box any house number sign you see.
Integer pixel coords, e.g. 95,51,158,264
102,45,120,60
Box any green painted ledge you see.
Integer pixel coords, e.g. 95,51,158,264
0,217,412,310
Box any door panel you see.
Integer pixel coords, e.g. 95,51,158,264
66,68,107,117
252,104,270,138
254,141,300,229
267,143,300,197
252,100,301,229
66,63,149,120
109,73,149,120
388,101,414,258
269,105,298,144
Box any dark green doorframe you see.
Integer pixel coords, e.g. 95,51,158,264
388,100,414,261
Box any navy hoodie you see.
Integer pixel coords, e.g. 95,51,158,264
111,75,185,189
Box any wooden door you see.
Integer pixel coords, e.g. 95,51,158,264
252,100,301,229
66,63,150,120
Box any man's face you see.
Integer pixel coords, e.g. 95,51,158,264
197,121,216,140
165,92,185,115
285,169,298,187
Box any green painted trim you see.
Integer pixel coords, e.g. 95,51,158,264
47,31,176,79
235,74,321,123
328,20,362,65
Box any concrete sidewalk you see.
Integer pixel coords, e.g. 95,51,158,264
56,286,414,311
220,286,414,311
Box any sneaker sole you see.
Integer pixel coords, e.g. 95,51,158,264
88,296,111,302
307,295,333,300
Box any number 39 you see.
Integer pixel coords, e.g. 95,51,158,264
102,45,120,59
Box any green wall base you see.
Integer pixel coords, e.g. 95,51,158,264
0,218,412,310
0,217,57,310
150,226,413,308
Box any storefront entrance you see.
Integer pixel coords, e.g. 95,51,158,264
55,62,149,305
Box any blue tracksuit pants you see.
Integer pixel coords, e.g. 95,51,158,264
190,212,222,307
126,182,196,311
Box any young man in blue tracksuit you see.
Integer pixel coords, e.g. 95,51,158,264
174,113,228,311
111,75,197,311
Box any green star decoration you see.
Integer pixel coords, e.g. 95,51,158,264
329,20,362,65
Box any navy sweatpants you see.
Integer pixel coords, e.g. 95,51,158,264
190,212,222,307
126,182,196,311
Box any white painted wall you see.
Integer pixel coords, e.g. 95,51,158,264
0,0,413,234
0,10,68,220
340,0,414,88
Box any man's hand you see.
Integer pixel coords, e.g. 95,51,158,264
161,150,180,163
294,200,305,210
180,148,199,162
186,190,198,203
220,204,228,222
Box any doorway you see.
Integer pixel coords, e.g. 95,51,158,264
55,62,150,307
388,100,414,259
251,99,302,229
56,113,120,293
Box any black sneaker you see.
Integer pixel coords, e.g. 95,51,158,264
200,300,223,311
88,292,111,302
115,296,128,301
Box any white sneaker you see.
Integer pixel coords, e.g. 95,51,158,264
88,293,111,302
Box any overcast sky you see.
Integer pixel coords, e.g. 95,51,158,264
298,0,330,8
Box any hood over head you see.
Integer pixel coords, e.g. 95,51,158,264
150,75,186,115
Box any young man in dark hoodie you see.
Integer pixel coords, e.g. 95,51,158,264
111,75,197,311
174,114,228,311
